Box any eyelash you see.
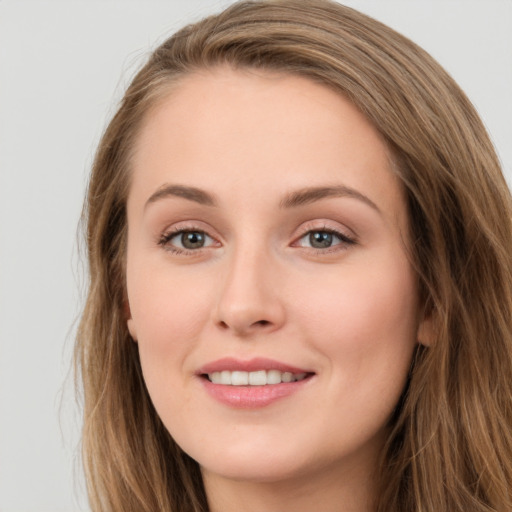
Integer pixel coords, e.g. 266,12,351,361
158,225,357,255
294,225,356,254
158,226,217,255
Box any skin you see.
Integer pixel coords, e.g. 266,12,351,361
125,67,430,512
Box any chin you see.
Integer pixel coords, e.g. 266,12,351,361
199,453,310,484
183,434,311,484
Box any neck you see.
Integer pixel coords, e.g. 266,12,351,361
202,457,377,512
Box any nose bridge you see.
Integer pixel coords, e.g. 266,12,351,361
214,238,285,335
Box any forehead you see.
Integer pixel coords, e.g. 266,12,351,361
129,67,406,228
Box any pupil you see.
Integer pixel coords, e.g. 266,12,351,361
182,232,205,249
310,231,332,248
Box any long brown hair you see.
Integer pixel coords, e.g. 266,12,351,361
76,1,512,510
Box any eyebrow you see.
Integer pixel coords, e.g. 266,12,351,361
145,184,218,209
144,183,380,213
279,185,381,213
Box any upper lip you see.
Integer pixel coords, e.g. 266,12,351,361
197,357,312,375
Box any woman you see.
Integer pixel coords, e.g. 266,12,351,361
76,1,512,511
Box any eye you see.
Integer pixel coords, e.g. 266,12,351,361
159,229,216,252
296,229,355,250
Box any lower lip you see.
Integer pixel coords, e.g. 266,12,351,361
200,376,312,409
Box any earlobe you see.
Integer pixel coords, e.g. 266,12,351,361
417,314,434,347
127,319,138,342
124,300,138,342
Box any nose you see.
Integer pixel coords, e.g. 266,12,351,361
212,246,286,337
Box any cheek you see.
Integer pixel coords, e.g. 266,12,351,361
128,256,213,341
296,255,418,389
131,291,209,427
126,260,215,395
294,261,418,445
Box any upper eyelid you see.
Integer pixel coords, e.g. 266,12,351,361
157,220,357,245
293,229,356,249
160,221,219,239
293,220,356,240
160,226,218,244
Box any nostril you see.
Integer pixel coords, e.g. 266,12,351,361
217,318,271,333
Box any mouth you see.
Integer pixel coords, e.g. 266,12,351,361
203,369,311,386
197,358,315,408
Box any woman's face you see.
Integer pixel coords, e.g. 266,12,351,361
126,68,427,487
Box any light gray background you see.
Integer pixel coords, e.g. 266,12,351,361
0,1,510,511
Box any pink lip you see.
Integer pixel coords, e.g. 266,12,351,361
196,357,314,409
197,357,311,375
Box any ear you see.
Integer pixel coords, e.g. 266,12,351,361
417,313,434,347
124,300,138,342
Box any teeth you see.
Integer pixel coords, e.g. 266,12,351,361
207,370,308,386
231,371,249,386
266,369,281,384
248,370,266,385
281,372,293,383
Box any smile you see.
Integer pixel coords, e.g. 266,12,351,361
207,370,308,386
198,358,314,408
